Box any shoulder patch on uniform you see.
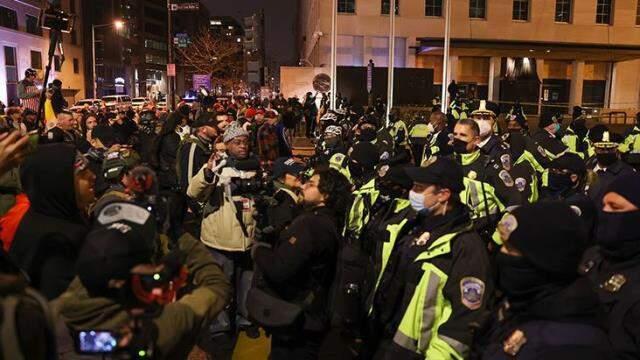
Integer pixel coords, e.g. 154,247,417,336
498,170,515,187
536,145,547,157
378,165,390,177
515,177,527,192
467,170,477,180
460,277,485,310
288,236,297,245
500,154,512,171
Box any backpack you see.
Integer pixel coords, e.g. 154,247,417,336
0,254,56,360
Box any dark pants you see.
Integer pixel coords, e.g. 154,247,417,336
271,331,324,360
205,248,254,360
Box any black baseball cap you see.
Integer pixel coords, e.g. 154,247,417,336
272,157,305,179
405,156,464,193
193,112,217,128
77,201,157,297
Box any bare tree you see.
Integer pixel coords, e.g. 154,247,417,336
175,28,244,83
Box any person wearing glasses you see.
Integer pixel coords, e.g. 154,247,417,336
187,121,262,359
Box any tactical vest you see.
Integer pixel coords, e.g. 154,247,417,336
459,151,505,219
392,229,470,359
346,179,380,239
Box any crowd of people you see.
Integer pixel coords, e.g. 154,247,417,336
0,67,639,360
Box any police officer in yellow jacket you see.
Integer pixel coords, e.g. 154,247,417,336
373,156,493,359
451,120,523,225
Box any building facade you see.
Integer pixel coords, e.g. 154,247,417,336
0,0,85,106
298,0,640,113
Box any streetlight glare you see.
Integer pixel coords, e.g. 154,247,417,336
114,20,124,30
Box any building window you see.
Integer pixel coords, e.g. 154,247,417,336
555,0,572,23
4,46,18,106
145,54,167,66
54,55,62,71
30,51,42,69
144,39,167,51
596,0,613,25
512,0,529,21
338,0,356,14
26,15,42,35
469,0,486,19
425,0,443,17
381,0,399,15
73,58,79,74
0,6,18,30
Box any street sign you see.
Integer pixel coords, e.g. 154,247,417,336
167,64,176,77
169,3,200,11
174,33,190,48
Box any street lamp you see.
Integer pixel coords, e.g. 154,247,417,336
92,20,125,99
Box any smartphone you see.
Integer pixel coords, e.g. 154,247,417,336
76,330,118,354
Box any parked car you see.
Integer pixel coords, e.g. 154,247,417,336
131,97,148,110
102,95,132,112
70,99,104,112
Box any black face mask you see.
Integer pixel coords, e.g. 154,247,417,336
452,138,470,154
378,181,407,201
547,172,575,193
496,252,549,302
325,137,340,147
597,210,640,259
359,128,377,142
348,160,364,180
596,153,618,167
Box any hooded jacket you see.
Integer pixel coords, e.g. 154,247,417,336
56,233,231,360
10,144,89,300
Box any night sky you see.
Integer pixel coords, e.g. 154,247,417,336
201,0,299,74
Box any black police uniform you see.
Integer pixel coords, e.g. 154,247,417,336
581,247,640,360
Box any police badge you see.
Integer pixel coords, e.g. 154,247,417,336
515,177,527,192
498,170,515,187
460,277,485,310
500,154,512,171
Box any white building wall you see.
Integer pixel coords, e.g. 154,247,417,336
0,0,85,106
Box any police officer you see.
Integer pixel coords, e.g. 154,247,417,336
540,152,596,239
581,172,640,359
316,125,346,162
420,110,453,165
470,100,509,163
345,141,381,241
562,106,589,157
374,156,493,359
532,112,568,160
408,113,431,166
479,202,611,359
586,130,635,206
451,119,522,228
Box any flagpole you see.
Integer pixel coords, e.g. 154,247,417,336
330,0,338,110
440,0,452,113
386,0,396,126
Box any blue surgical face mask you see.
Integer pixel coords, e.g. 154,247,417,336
554,123,561,134
409,190,426,212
